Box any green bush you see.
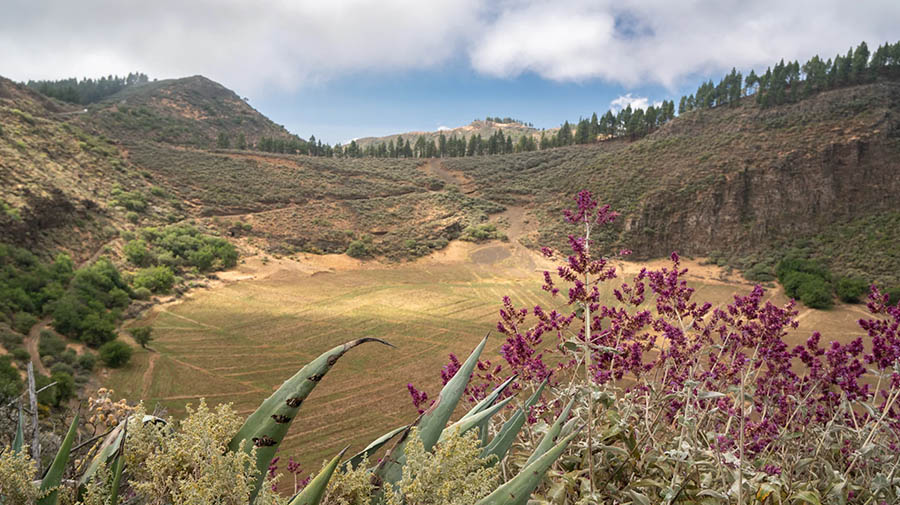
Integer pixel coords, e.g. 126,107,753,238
35,372,58,406
77,352,97,372
99,340,133,368
11,347,31,363
124,239,154,266
131,326,153,348
0,355,23,400
50,362,75,377
38,330,66,357
836,277,868,303
460,223,506,242
133,286,153,300
133,266,175,293
346,239,374,259
887,287,900,306
797,276,834,309
111,189,148,212
0,327,24,349
12,311,38,334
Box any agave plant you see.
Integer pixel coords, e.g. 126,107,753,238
8,335,574,505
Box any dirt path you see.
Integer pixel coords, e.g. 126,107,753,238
421,159,476,193
25,316,53,376
141,353,159,398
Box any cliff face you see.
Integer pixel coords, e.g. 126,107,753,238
625,81,900,260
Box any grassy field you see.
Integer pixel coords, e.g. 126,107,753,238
102,237,869,475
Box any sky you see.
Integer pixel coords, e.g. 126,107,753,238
2,0,899,144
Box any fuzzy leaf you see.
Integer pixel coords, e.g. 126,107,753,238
288,446,349,505
37,412,78,505
228,338,392,503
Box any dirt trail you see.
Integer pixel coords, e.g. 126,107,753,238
25,316,53,376
141,353,159,398
421,159,476,193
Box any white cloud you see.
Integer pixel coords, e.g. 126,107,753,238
0,0,898,92
610,94,661,112
468,0,900,88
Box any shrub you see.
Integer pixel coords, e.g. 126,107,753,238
346,239,374,259
0,355,23,400
124,239,154,266
50,362,75,377
35,372,58,406
38,330,66,357
836,277,869,303
77,352,97,372
131,326,153,349
11,347,31,363
886,286,900,306
0,327,23,349
12,311,38,334
460,223,506,242
133,286,153,300
99,340,133,368
133,266,175,293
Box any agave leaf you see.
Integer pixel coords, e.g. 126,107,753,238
524,397,575,467
288,446,349,505
37,412,79,505
461,374,518,420
78,414,165,490
228,338,392,503
439,395,515,444
374,334,488,486
461,374,517,447
481,379,546,464
107,419,127,505
475,427,581,505
13,401,24,454
342,424,408,471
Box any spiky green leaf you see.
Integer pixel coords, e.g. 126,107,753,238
13,401,24,454
482,380,546,464
107,420,127,505
474,428,581,505
461,374,518,420
342,424,408,471
288,446,349,505
439,395,515,444
228,338,392,503
524,397,575,467
37,412,78,505
374,334,488,486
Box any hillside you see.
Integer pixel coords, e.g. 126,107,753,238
76,75,296,148
3,72,900,286
0,76,182,262
441,80,900,285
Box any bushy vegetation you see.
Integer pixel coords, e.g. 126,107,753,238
51,258,131,347
132,266,175,294
459,223,506,242
125,224,237,273
0,243,74,326
99,340,133,368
